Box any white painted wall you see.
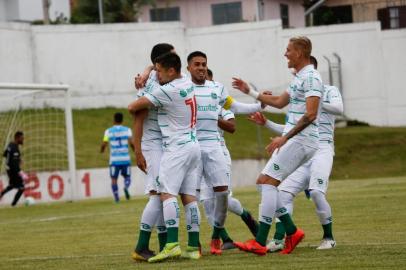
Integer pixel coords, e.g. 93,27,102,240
0,20,405,125
0,159,265,205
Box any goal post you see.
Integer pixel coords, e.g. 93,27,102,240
0,83,77,201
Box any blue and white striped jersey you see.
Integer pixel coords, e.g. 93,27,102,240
103,125,132,165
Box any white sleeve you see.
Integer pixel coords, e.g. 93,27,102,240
264,120,285,135
322,86,343,116
230,100,262,114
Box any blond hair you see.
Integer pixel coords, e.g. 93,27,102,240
289,36,312,58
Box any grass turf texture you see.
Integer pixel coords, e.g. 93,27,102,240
0,176,405,269
73,108,406,179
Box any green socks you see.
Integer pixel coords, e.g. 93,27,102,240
135,230,151,252
255,221,271,246
322,222,334,239
166,227,179,243
278,213,297,235
273,221,286,241
188,232,200,247
158,232,167,251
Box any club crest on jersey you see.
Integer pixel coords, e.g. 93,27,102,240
180,90,187,97
211,92,217,99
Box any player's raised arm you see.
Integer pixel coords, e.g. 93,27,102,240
232,77,290,109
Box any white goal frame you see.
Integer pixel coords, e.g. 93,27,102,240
0,83,77,201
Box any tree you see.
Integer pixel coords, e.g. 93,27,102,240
70,0,156,24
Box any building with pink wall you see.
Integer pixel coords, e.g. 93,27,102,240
138,0,305,28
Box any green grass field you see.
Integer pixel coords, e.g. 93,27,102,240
73,108,406,179
1,176,405,270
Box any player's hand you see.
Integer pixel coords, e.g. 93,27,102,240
262,90,273,95
265,136,287,155
134,73,147,90
232,77,250,94
248,112,266,126
19,171,29,181
135,152,147,174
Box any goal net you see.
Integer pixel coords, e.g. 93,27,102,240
0,83,76,201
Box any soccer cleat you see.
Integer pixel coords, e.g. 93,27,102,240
241,210,259,237
148,242,181,263
124,188,130,200
131,249,155,262
280,228,305,254
181,246,202,260
222,240,236,250
235,239,267,255
266,239,284,253
316,239,336,250
210,239,222,255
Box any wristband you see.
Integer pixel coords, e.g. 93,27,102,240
248,89,259,99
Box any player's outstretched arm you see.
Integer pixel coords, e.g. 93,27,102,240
248,112,285,135
232,77,290,109
218,118,236,134
128,97,153,114
100,142,107,153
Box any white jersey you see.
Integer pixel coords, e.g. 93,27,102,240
145,76,197,152
283,64,323,148
319,85,342,144
219,108,235,148
195,80,228,148
137,70,162,151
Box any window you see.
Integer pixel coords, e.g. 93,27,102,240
389,7,400,29
150,7,180,22
280,4,289,28
212,2,242,25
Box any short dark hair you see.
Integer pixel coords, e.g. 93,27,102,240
187,51,207,63
310,55,318,69
114,112,123,123
14,131,23,139
155,52,181,73
207,68,213,78
150,43,174,64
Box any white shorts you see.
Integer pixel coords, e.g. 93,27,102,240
158,142,201,196
197,146,229,188
198,145,232,201
143,149,162,194
279,143,334,194
262,139,317,182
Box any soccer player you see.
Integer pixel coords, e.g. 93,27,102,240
100,112,134,203
232,36,324,255
199,107,259,250
128,52,202,262
187,51,262,255
131,43,174,261
0,131,28,206
249,56,343,251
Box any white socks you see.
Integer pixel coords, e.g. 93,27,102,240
203,198,215,226
228,196,244,216
213,191,228,228
163,197,180,229
259,184,278,225
140,195,161,231
184,201,201,232
310,190,332,225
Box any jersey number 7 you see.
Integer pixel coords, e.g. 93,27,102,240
185,96,197,128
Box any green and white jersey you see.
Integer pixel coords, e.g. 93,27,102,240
319,85,343,144
137,70,162,151
283,64,323,148
195,80,229,148
218,108,235,148
145,76,197,152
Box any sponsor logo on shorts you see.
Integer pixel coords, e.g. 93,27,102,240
273,164,280,171
155,177,160,187
318,178,324,185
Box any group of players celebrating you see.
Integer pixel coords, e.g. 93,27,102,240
127,36,343,263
